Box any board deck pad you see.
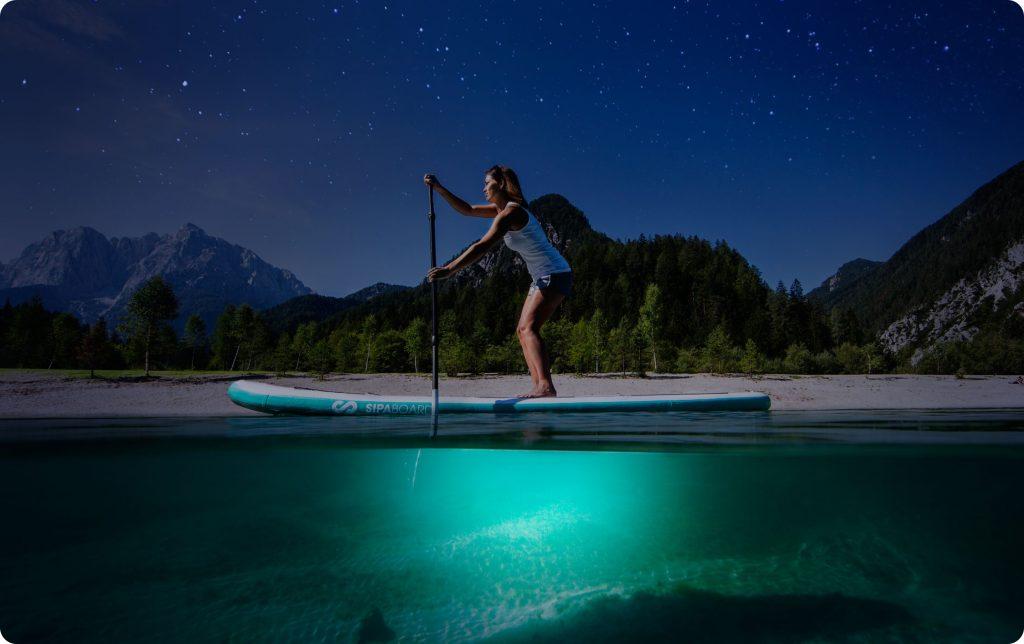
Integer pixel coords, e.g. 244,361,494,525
228,380,771,415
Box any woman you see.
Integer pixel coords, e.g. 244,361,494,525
425,166,572,399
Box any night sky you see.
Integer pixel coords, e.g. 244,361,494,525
1,0,1023,297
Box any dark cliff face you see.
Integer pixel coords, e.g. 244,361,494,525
0,223,312,329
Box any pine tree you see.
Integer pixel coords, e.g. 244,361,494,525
79,318,114,378
50,313,82,369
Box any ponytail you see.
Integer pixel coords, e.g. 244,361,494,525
486,165,529,206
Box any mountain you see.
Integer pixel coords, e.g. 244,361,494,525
261,282,410,333
283,192,791,370
444,193,610,289
807,258,883,307
266,193,611,334
0,223,312,329
811,159,1024,363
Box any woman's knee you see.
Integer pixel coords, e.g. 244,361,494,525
517,322,539,338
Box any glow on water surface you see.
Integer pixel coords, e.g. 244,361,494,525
0,414,1022,642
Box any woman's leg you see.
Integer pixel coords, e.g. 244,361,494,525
517,290,542,390
516,287,566,397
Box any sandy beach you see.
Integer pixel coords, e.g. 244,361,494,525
0,371,1021,418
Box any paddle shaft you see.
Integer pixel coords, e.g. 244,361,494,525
428,186,439,433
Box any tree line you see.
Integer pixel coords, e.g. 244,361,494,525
2,262,1020,376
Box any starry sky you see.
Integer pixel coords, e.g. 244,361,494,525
1,0,1023,297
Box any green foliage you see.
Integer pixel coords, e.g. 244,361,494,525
478,335,524,374
209,304,272,371
402,317,429,373
329,328,361,372
7,186,1023,375
124,276,180,375
567,318,594,375
914,332,1024,375
541,317,572,373
637,284,662,371
860,343,883,374
291,322,316,371
311,197,842,374
812,350,840,374
439,311,472,376
183,314,208,370
835,342,867,374
783,343,815,374
701,325,737,373
371,330,408,372
589,309,607,373
830,309,865,346
78,317,119,376
271,333,294,375
739,339,766,374
820,160,1024,336
359,315,379,372
50,312,83,369
674,347,700,373
309,339,333,378
2,296,53,367
606,318,631,374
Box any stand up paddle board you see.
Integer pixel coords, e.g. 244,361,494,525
228,380,771,415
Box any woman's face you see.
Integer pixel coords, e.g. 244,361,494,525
483,173,501,203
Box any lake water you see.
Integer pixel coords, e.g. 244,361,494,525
0,412,1022,642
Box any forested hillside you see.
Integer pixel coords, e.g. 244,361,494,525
6,185,1021,375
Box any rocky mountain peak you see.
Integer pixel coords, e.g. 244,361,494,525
0,225,313,329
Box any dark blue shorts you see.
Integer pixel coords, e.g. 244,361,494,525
528,271,573,297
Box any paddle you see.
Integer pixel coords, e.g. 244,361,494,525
428,185,439,436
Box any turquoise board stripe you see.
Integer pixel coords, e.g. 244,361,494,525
228,382,771,416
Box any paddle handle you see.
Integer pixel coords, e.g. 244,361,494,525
428,185,439,434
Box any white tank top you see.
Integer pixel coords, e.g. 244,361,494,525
502,203,571,280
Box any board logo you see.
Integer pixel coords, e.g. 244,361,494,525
364,403,430,415
331,400,358,414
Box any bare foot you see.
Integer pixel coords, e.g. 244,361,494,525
517,387,557,399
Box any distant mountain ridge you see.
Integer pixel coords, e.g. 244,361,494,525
443,193,610,290
258,194,606,335
810,159,1024,362
0,223,312,329
262,282,410,333
807,258,883,306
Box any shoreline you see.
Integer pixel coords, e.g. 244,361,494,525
1,371,1022,419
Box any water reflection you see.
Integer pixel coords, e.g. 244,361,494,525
2,409,1023,446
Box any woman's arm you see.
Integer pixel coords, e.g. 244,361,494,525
424,174,499,218
427,208,515,281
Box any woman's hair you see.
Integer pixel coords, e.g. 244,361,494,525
486,165,529,206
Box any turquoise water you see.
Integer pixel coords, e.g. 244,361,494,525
0,414,1022,642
